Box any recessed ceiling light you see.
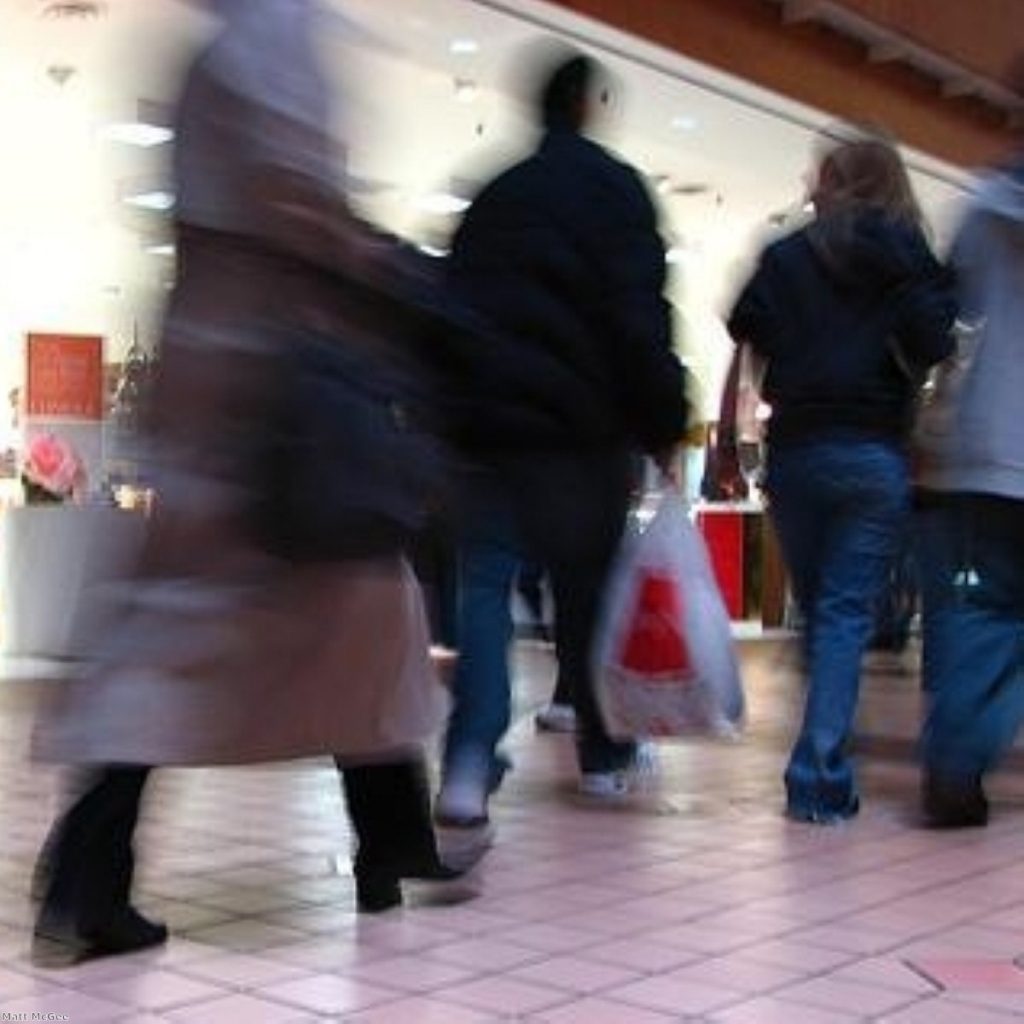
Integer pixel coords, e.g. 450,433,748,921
450,38,479,55
671,115,698,131
415,192,470,215
124,190,175,212
145,243,175,257
101,122,174,147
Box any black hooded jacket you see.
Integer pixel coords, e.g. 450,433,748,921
728,209,956,445
440,129,687,457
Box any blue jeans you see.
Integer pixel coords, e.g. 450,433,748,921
443,458,635,781
919,493,1024,782
767,440,909,819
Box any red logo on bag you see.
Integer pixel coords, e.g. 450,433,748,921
619,570,692,677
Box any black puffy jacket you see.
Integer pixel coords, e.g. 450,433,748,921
728,209,956,445
441,128,687,456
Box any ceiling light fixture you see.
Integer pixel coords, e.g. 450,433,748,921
101,122,174,147
449,39,480,55
671,115,698,131
124,190,175,212
145,243,175,257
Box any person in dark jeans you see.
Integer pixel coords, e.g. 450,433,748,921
727,125,955,824
916,103,1024,827
869,535,918,653
434,47,687,825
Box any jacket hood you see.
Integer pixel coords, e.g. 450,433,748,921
805,207,940,292
973,165,1024,226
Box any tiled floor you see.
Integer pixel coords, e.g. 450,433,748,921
1,640,1024,1021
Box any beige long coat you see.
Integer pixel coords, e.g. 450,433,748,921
34,6,443,766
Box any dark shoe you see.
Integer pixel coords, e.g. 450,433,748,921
354,854,468,913
354,873,403,914
33,906,167,967
922,775,989,829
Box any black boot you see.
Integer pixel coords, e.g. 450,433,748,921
33,767,167,965
340,759,477,913
922,772,990,829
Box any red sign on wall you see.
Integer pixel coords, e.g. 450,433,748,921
25,333,104,420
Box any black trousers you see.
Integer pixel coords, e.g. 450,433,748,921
37,758,438,936
505,449,636,771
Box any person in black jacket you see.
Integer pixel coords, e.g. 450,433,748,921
727,125,955,824
435,47,687,826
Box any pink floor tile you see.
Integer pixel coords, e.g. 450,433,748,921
0,989,133,1024
710,995,863,1023
878,995,1024,1023
928,926,1024,957
164,993,313,1023
423,937,545,971
346,953,477,993
669,953,809,993
582,937,702,973
6,643,1024,1024
185,920,310,953
440,975,570,1015
827,957,939,994
349,919,463,955
911,957,1024,991
0,964,53,998
174,951,311,987
106,1015,174,1024
601,974,743,1015
86,969,229,1012
344,995,502,1023
790,923,901,955
508,953,643,994
269,937,388,972
529,995,680,1024
773,976,920,1016
953,988,1024,1014
257,974,400,1015
500,922,606,954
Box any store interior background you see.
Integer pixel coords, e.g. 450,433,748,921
0,0,971,466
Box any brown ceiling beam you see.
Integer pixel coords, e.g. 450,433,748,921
548,0,1016,168
832,0,1024,90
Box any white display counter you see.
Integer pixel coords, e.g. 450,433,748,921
0,506,145,660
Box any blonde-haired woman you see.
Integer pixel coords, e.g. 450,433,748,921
727,126,955,823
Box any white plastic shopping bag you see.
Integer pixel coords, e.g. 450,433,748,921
594,482,745,739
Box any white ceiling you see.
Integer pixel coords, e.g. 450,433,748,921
0,0,971,407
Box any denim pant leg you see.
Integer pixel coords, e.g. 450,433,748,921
443,484,523,783
769,443,908,817
920,495,1024,782
549,559,635,774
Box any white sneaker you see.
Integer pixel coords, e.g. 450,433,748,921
579,742,659,799
534,702,577,733
435,775,489,828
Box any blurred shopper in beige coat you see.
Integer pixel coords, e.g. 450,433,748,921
31,0,472,965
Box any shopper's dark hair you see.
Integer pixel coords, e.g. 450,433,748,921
539,54,595,130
